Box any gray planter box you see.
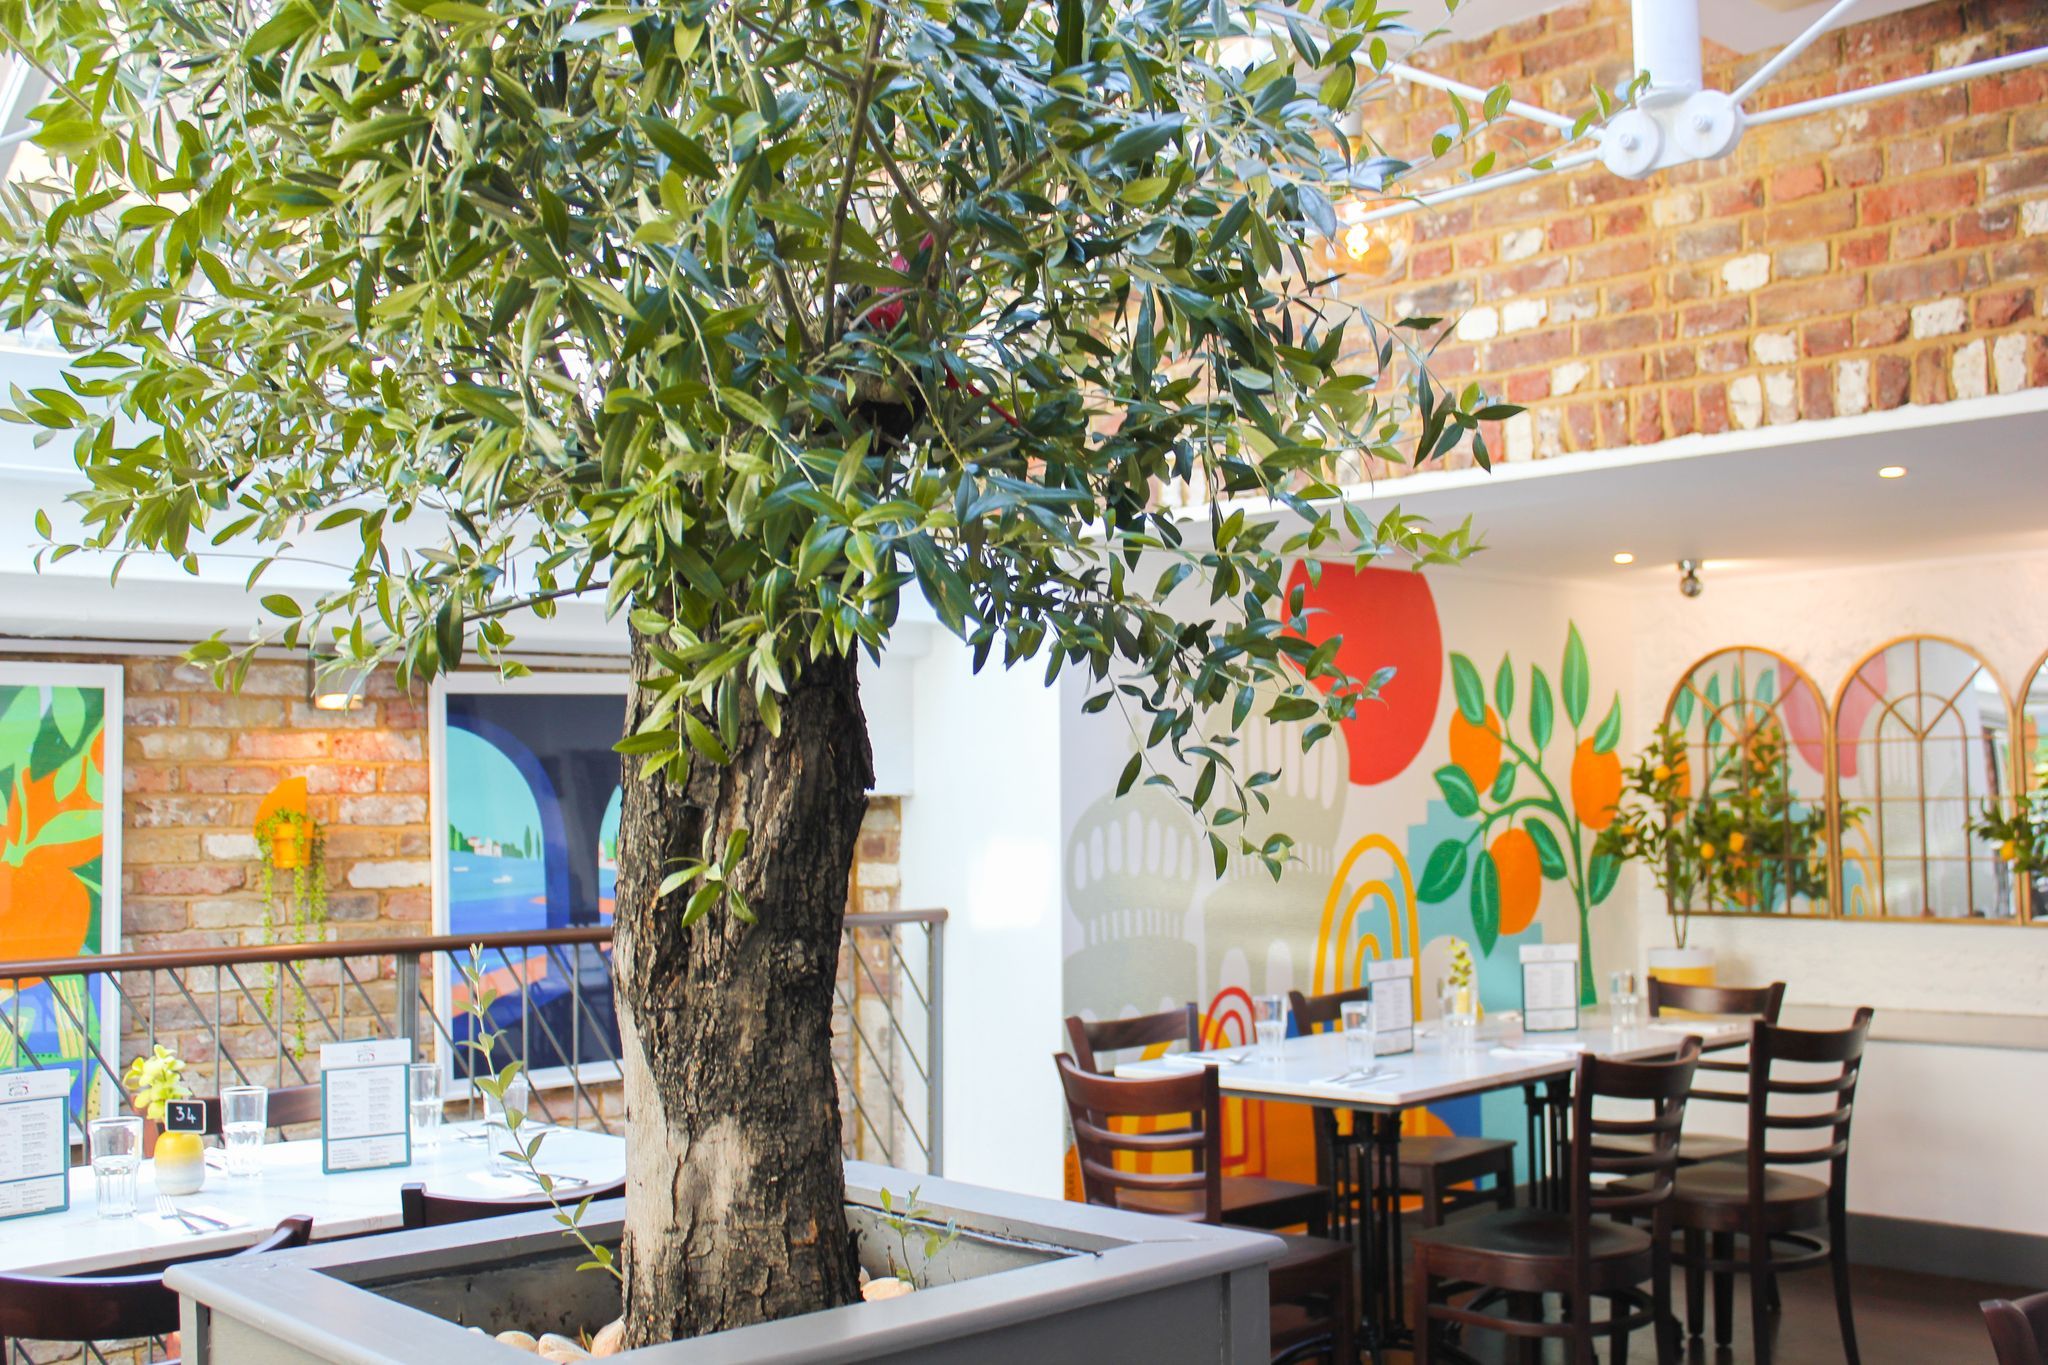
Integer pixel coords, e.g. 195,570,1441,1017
168,1161,1281,1363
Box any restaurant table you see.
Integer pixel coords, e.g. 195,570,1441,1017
1116,1012,1755,1360
0,1121,625,1277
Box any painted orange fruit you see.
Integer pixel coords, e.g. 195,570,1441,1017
0,840,97,965
1572,739,1623,830
1448,707,1503,793
1490,827,1542,937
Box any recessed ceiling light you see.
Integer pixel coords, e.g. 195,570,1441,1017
1612,552,1635,565
1877,465,1907,479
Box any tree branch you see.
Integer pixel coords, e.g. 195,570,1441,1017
819,15,888,339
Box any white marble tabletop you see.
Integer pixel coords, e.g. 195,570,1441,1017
1114,1013,1755,1111
0,1121,625,1277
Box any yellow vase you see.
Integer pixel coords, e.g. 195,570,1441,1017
154,1130,207,1196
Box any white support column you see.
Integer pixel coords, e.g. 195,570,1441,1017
1631,0,1703,104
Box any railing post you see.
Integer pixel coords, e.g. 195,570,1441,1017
927,916,944,1176
396,954,421,1062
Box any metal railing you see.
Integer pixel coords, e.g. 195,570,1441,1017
0,911,946,1173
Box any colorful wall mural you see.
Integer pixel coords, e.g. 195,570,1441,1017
438,683,624,1073
1060,564,1627,1190
0,665,120,1120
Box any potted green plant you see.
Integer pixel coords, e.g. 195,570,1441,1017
254,808,328,1055
1597,725,1720,982
1971,758,2048,915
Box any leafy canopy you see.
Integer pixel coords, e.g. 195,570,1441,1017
0,0,1509,878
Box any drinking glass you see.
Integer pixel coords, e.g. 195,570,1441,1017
483,1074,532,1174
90,1116,142,1218
409,1064,443,1151
1439,979,1479,1052
1341,999,1374,1072
1610,970,1642,1034
1252,994,1287,1064
221,1085,268,1177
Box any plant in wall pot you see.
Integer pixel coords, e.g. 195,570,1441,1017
1971,757,2048,915
253,807,328,1056
0,0,1515,1344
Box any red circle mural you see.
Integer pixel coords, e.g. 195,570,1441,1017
1284,561,1443,786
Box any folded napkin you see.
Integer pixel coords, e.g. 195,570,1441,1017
1489,1042,1586,1060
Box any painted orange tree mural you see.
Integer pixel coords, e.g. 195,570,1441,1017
0,685,105,966
1415,625,1620,1000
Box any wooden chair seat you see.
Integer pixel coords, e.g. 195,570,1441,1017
1397,1133,1514,1182
1621,1160,1831,1236
1414,1208,1655,1293
1264,1232,1354,1361
1118,1174,1327,1232
402,1177,626,1229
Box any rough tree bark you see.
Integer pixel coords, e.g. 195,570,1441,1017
612,634,871,1345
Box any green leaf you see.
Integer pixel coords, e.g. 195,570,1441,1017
1588,853,1621,904
1115,752,1142,798
1592,694,1622,754
246,1,318,54
1103,116,1184,165
1489,760,1516,802
1525,817,1567,879
1434,764,1479,818
1416,839,1468,903
1529,665,1554,753
1562,623,1589,729
561,11,647,41
260,594,300,618
1470,850,1501,956
1449,652,1485,726
1493,655,1514,721
1055,0,1085,69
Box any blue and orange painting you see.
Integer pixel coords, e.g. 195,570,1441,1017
444,690,626,1075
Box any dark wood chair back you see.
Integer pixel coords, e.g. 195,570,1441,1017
1746,1008,1873,1192
1053,1052,1221,1223
1649,978,1786,1106
1287,986,1371,1035
200,1082,323,1135
0,1215,313,1352
1063,1005,1198,1074
399,1177,626,1229
1570,1037,1703,1294
1984,1290,2048,1365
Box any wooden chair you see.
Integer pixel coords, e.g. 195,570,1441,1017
1640,1008,1873,1365
1984,1290,2048,1365
1054,1053,1354,1364
1411,1037,1703,1365
1638,978,1788,1166
1289,987,1516,1229
200,1083,323,1136
1064,1010,1329,1234
400,1177,626,1229
0,1215,313,1361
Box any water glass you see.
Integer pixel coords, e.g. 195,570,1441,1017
1439,980,1479,1052
221,1085,268,1177
483,1074,532,1174
1252,994,1287,1064
1341,999,1374,1071
409,1064,443,1151
1610,970,1643,1033
90,1116,142,1218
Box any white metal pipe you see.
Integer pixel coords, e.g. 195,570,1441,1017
1745,44,2048,126
1632,0,1703,101
1383,62,1583,135
1348,149,1602,226
1730,0,1865,105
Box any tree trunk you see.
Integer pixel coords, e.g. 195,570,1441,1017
612,637,870,1345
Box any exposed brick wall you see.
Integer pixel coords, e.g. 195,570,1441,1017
1338,0,2048,472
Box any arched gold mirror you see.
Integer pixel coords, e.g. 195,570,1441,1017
1835,637,2015,920
1664,647,1833,916
2019,649,2048,922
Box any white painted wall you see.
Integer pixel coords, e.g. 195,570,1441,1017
1622,546,2048,1014
1622,546,2048,1234
898,632,1067,1197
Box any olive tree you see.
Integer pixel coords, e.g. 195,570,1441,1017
0,0,1507,1341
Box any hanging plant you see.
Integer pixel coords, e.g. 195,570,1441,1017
254,807,328,1056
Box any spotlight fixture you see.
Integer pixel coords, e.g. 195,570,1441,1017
1877,465,1907,479
307,654,369,712
1677,559,1703,599
1612,552,1635,565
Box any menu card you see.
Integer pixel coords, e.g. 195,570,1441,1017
320,1039,412,1174
0,1068,71,1221
1520,943,1581,1033
1367,958,1415,1055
